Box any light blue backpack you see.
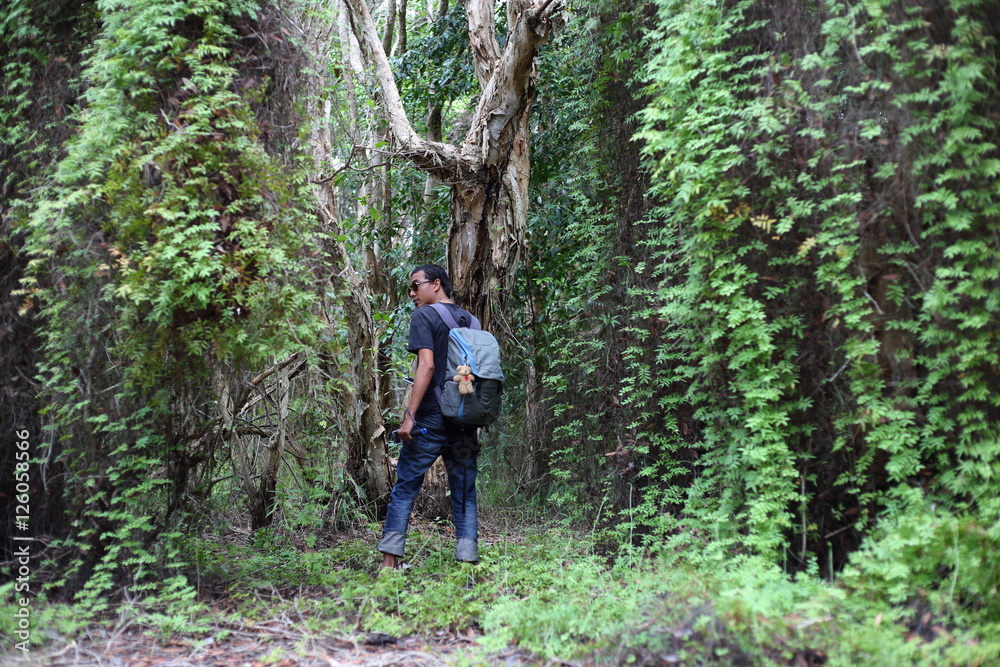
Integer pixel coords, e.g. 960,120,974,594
429,303,504,428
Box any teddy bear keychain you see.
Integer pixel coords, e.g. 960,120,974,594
454,365,476,395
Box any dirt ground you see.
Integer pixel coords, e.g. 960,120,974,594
2,508,541,666
5,625,535,666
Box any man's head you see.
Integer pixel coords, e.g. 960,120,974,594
409,264,451,307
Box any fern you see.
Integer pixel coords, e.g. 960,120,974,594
628,0,1000,603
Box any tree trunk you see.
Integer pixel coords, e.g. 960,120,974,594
397,0,408,55
416,0,448,232
382,0,397,56
249,363,289,529
297,0,394,506
316,184,393,506
448,105,531,325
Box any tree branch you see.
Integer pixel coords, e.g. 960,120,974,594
536,0,562,20
464,0,553,166
232,353,305,415
465,0,501,89
341,0,476,179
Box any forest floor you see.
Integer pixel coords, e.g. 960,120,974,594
3,511,995,666
4,516,550,667
15,623,491,666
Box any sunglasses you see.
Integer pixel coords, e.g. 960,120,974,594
408,279,434,291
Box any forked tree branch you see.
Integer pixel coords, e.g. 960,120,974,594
341,0,558,178
341,0,477,179
465,0,555,166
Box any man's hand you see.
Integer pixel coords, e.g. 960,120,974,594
399,348,434,443
398,411,414,442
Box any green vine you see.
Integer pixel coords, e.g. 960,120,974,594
17,0,321,604
628,0,1000,611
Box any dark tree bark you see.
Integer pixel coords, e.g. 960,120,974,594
382,0,397,56
397,0,408,54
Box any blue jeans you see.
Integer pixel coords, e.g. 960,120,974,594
379,413,478,560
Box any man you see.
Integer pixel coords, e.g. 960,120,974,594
378,264,480,568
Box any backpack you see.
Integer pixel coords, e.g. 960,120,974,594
429,303,504,428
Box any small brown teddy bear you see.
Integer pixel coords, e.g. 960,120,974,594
454,365,475,395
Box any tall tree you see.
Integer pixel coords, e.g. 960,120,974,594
342,0,562,327
293,0,395,506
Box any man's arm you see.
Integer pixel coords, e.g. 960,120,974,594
399,348,435,441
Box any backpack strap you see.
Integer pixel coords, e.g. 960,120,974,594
429,302,481,331
429,303,480,410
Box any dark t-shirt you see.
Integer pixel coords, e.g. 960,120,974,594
409,302,476,418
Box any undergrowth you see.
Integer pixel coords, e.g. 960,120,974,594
4,525,998,665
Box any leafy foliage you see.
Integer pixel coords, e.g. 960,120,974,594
5,0,1000,655
13,529,1000,664
503,0,658,508
390,1,477,131
622,0,1000,620
10,0,321,605
1,0,97,566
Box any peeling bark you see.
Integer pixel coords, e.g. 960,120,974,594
465,0,501,88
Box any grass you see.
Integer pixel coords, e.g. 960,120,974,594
3,516,1000,665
